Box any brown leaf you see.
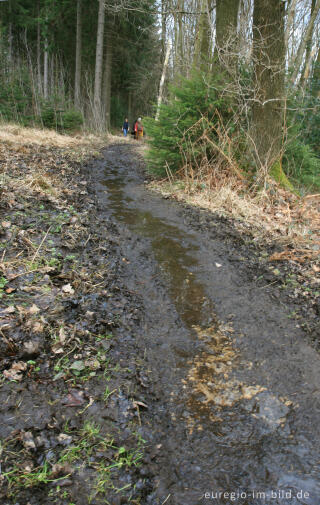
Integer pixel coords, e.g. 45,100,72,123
32,321,44,333
29,304,40,314
62,283,74,294
3,361,27,381
61,390,85,407
51,463,73,478
3,305,15,314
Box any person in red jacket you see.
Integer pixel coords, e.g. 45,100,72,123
135,117,143,140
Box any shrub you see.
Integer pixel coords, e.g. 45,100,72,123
144,72,234,177
40,104,83,131
283,137,320,191
61,109,83,131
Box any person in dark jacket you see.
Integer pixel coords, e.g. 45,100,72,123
122,118,129,137
131,119,137,138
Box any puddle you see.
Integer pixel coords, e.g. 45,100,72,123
99,158,320,505
102,171,215,329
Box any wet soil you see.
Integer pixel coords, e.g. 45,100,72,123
1,141,320,505
86,143,320,505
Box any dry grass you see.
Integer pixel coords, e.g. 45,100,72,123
0,123,109,216
148,176,320,252
0,123,107,151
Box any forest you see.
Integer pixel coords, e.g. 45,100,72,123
0,0,319,190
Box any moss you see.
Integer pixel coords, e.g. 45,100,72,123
270,160,294,191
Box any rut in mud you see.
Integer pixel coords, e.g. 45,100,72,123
88,142,320,505
1,140,319,505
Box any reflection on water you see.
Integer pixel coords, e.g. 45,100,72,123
101,167,319,505
102,173,215,329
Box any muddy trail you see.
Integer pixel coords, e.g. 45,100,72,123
0,140,319,505
86,142,320,505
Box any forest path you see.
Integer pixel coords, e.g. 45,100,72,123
88,141,320,505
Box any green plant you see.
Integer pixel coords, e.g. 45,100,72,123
0,276,8,298
145,72,234,177
61,109,83,131
283,137,320,190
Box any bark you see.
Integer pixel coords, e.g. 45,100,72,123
161,0,167,64
8,23,13,64
193,0,211,70
44,37,49,99
128,91,132,123
284,0,298,54
102,27,113,131
94,0,106,129
155,40,171,121
311,46,320,97
291,0,320,84
252,0,286,169
214,0,241,74
177,0,184,72
75,0,82,107
37,6,42,94
300,0,316,89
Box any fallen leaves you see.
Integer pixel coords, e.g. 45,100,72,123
61,389,85,407
3,361,27,381
29,304,41,314
62,283,75,294
269,248,319,263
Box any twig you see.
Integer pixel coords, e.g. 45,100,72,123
161,494,171,505
31,226,51,264
84,234,91,246
8,268,40,280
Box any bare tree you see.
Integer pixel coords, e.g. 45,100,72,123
75,0,82,107
94,0,106,129
156,40,171,121
103,26,113,131
291,0,320,84
311,44,320,96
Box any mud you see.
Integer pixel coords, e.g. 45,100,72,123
1,141,320,505
86,143,320,505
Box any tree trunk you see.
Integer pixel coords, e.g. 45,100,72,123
44,37,49,99
177,0,184,73
284,0,298,54
161,0,167,64
7,0,13,65
103,27,113,131
155,40,171,121
128,90,132,124
8,23,13,64
291,0,320,84
37,7,42,94
311,46,320,97
94,0,106,129
75,0,82,108
252,0,285,170
299,0,316,89
193,0,211,71
214,0,240,74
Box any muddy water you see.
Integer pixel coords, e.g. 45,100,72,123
93,144,320,505
102,172,215,330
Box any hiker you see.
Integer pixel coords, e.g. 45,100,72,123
131,119,137,139
135,117,144,140
122,118,129,137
